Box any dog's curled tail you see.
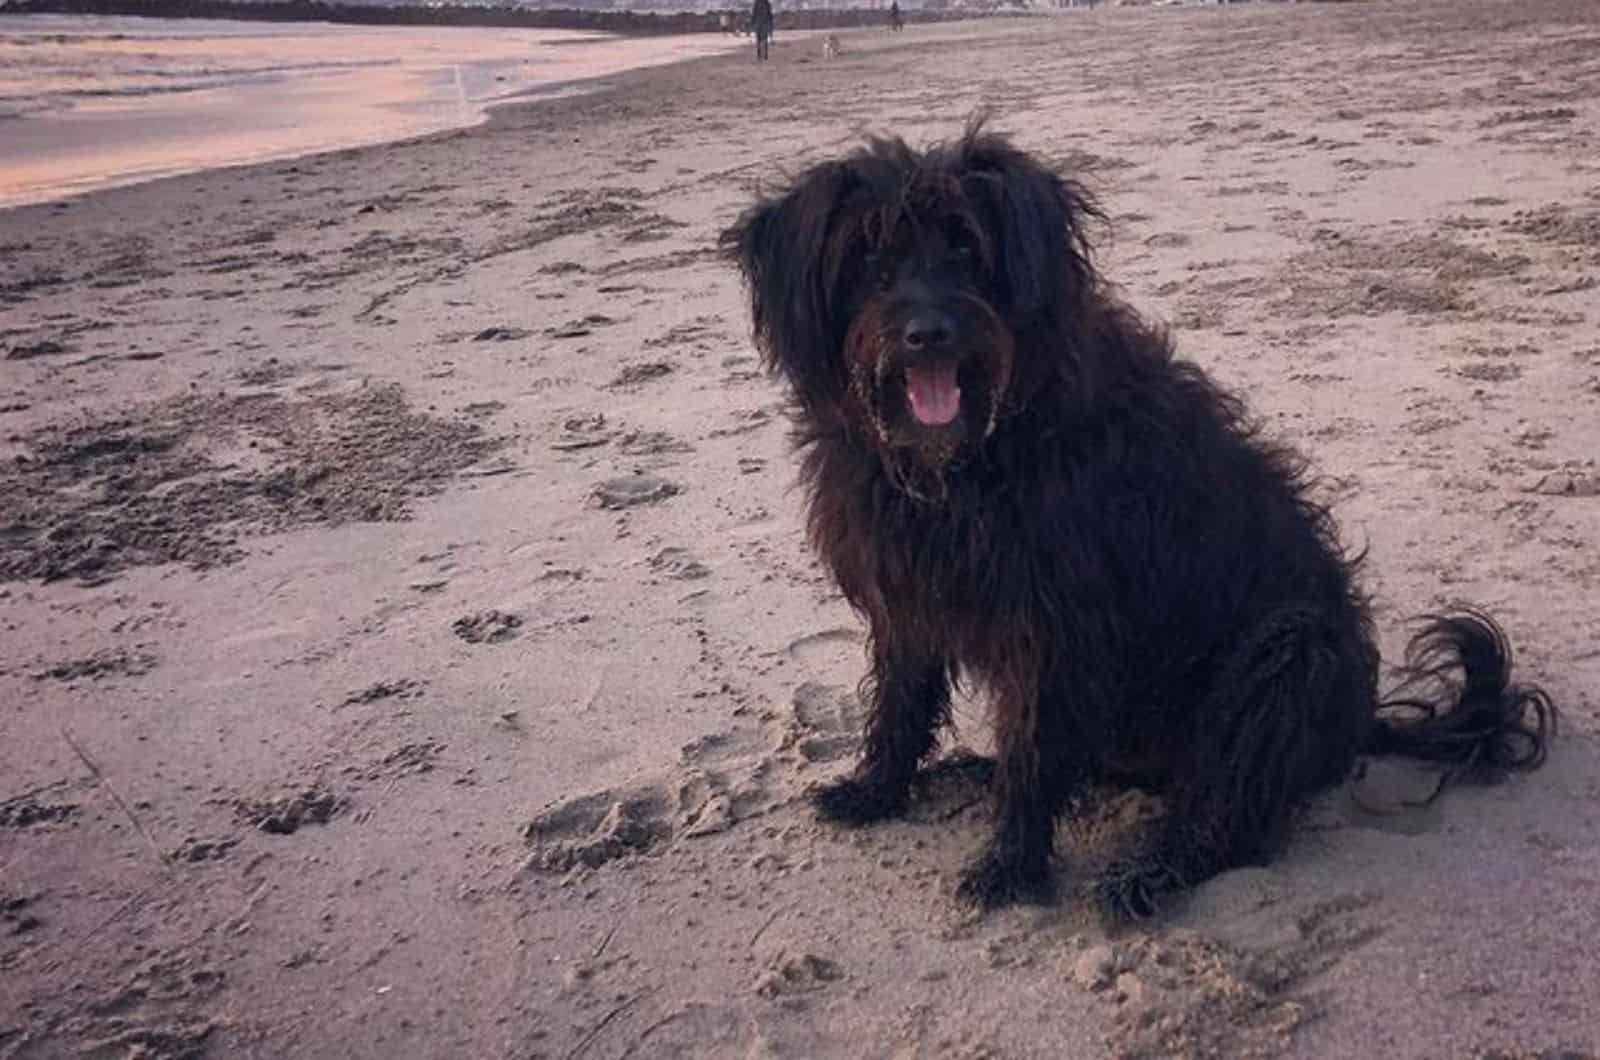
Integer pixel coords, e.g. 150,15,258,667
1369,609,1556,786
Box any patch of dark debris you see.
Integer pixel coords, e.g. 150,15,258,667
0,268,66,305
346,231,464,266
2,891,44,936
0,799,79,829
609,361,674,388
0,383,505,583
1505,205,1600,256
6,339,69,361
1480,107,1578,127
237,357,299,387
1047,148,1136,173
471,326,531,342
340,678,426,707
452,609,523,644
547,313,616,339
234,786,345,835
32,648,158,682
356,740,445,781
170,836,239,863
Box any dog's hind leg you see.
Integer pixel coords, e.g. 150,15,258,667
1096,608,1369,921
813,646,952,825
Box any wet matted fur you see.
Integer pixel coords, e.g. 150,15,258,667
721,121,1556,919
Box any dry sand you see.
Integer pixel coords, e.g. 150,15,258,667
3,2,1600,1057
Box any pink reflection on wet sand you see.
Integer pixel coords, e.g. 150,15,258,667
0,18,736,207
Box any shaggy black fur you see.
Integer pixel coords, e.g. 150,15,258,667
721,121,1556,919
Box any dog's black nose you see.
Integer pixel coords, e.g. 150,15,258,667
902,314,953,351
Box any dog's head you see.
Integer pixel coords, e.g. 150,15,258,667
722,121,1101,482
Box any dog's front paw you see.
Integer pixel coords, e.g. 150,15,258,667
1093,859,1181,923
811,774,908,826
955,849,1054,911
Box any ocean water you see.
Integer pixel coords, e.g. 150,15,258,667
0,15,736,207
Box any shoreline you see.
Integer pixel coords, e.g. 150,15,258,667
1,0,1000,36
4,2,1598,1057
0,18,744,209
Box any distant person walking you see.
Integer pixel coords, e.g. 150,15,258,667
889,0,904,31
752,0,774,60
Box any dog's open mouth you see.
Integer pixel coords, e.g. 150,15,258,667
905,361,962,427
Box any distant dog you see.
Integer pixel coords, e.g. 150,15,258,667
723,121,1555,918
823,33,842,59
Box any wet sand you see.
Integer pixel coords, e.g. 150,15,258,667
2,3,1599,1057
0,16,737,207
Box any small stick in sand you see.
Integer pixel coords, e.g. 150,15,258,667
59,726,172,871
563,993,643,1060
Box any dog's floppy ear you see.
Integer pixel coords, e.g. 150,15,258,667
721,162,855,412
957,132,1101,320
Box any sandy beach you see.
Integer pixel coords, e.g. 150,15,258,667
3,2,1599,1056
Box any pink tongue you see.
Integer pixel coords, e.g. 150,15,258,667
905,362,962,426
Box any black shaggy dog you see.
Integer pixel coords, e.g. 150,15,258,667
721,123,1556,919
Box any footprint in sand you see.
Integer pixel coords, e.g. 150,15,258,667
642,316,726,351
452,609,523,644
521,729,780,872
786,626,865,670
521,787,676,872
675,730,782,837
615,430,692,457
545,313,616,339
1074,895,1383,1060
784,683,865,765
523,678,883,875
707,406,779,439
648,546,709,581
591,473,680,509
79,953,227,1034
551,412,614,452
754,952,844,999
609,361,673,388
1523,469,1600,497
1342,759,1443,837
471,325,531,342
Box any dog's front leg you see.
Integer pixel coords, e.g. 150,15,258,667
812,644,951,826
956,691,1061,909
